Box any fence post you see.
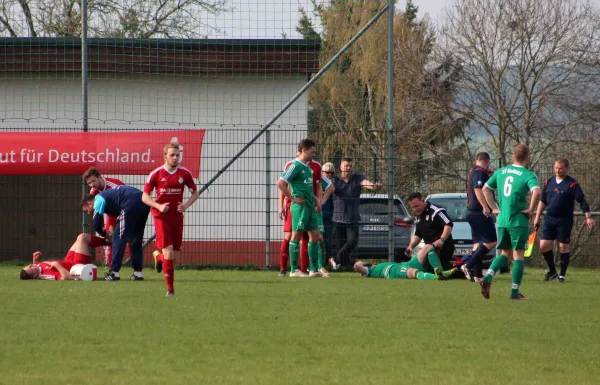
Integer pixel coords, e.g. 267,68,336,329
387,0,395,262
81,0,89,234
265,128,271,269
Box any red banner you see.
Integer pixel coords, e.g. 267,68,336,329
0,130,205,176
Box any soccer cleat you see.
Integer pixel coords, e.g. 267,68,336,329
104,272,120,281
460,264,473,281
434,268,456,281
130,274,144,281
510,293,529,300
308,270,323,277
289,270,306,278
153,250,163,273
278,270,286,277
318,267,330,277
166,290,175,297
329,258,340,271
558,275,566,283
480,280,491,299
544,271,558,281
474,277,484,283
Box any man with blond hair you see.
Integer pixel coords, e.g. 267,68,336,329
481,144,540,300
143,141,199,296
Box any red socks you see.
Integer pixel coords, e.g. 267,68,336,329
89,235,108,248
280,239,290,271
163,258,174,291
300,234,310,272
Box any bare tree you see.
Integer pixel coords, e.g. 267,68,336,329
0,0,230,38
299,0,462,195
436,0,600,166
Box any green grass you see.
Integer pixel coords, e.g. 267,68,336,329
1,266,600,385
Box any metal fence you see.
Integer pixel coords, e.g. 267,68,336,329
1,0,599,268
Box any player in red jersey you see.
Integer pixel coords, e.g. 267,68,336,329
19,233,108,280
83,167,125,268
278,155,323,276
143,141,199,297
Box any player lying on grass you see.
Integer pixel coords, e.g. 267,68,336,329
354,244,458,280
19,233,109,280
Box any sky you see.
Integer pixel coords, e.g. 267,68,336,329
210,0,448,39
212,0,600,39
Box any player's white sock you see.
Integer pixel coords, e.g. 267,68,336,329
133,271,143,278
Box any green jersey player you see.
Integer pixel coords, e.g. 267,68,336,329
354,255,457,280
482,144,541,300
277,138,323,277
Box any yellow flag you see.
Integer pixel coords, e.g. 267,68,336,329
524,231,537,258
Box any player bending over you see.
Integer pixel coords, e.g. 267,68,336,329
20,233,108,280
83,167,125,268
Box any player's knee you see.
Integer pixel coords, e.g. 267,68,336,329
76,233,89,243
558,243,569,253
163,250,174,260
353,261,363,272
406,268,416,279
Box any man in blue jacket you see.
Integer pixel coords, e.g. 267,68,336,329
81,185,150,281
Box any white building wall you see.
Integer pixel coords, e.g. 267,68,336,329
0,73,308,242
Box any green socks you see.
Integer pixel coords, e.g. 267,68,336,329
427,249,443,271
317,241,326,269
308,241,319,272
416,271,436,280
511,260,524,298
289,240,300,272
483,254,508,284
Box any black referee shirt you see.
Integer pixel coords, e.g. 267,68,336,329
414,203,454,244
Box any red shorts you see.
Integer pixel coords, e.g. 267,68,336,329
283,202,292,233
154,216,184,251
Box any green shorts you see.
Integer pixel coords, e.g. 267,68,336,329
316,212,324,234
497,226,529,250
407,256,423,271
290,202,318,232
366,262,408,279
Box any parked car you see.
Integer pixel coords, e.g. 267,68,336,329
416,193,500,271
352,194,412,261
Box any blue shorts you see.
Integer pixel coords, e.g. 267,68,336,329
467,211,497,244
541,215,573,244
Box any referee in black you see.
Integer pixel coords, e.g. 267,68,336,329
405,192,455,272
533,158,595,283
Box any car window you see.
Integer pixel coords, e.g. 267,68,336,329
359,199,407,216
426,198,467,222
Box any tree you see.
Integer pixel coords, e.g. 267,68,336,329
0,0,229,38
436,0,600,166
297,0,462,196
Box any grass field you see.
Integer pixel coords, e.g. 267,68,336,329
1,266,600,385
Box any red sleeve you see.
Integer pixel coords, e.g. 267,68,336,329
144,171,158,194
313,163,322,184
105,177,124,187
184,170,197,192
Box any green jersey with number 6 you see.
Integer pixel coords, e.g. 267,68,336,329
485,164,539,228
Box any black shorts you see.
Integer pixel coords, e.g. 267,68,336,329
467,211,498,244
437,243,456,271
541,215,573,244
